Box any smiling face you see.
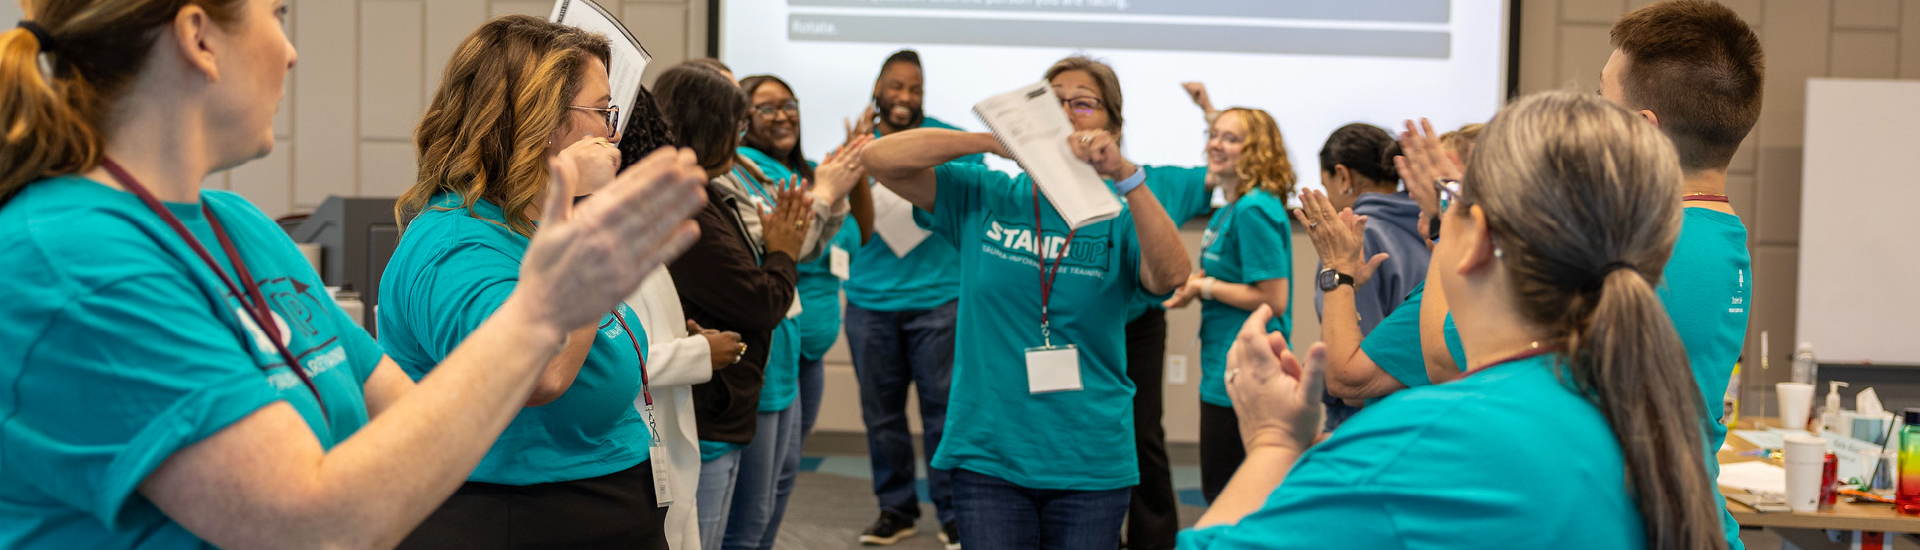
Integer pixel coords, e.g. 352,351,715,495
1206,110,1248,181
204,0,297,171
545,55,612,158
873,61,924,129
1049,69,1110,134
747,80,800,157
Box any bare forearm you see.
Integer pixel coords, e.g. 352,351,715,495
1194,446,1302,528
527,324,596,406
1125,182,1190,294
863,129,995,210
1205,280,1287,314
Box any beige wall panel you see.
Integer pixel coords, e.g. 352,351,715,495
1905,0,1920,77
1517,0,1563,95
491,0,553,18
1555,25,1614,93
1745,244,1800,386
1830,31,1900,78
1757,0,1832,149
627,2,690,84
1754,146,1803,245
426,0,492,97
1726,173,1758,223
293,0,359,208
1560,0,1626,24
358,141,419,198
1834,0,1901,29
361,0,427,141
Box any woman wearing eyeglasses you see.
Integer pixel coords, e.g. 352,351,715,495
379,17,681,549
1157,107,1298,506
862,54,1192,549
0,5,703,548
1185,90,1724,550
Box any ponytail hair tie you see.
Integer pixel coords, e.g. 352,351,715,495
1585,261,1638,292
16,20,55,53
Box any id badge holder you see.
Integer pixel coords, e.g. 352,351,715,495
830,245,851,280
644,409,672,507
1024,344,1082,394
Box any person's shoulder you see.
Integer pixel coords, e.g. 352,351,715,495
1,176,198,284
1681,207,1749,240
1238,191,1293,220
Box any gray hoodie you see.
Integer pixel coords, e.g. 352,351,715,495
1314,191,1431,334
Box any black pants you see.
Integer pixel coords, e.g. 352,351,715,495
1123,309,1177,550
1198,403,1245,505
397,460,669,550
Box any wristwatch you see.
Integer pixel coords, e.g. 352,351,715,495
1317,268,1355,291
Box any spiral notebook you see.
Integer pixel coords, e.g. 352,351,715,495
972,81,1121,229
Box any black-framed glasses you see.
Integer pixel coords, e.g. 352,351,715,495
569,105,620,131
1060,96,1104,117
753,100,800,118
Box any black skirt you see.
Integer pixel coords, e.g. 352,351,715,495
397,459,669,550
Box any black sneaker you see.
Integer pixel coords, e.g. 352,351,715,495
938,521,961,550
859,511,917,546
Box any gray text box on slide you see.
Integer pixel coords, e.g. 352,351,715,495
786,15,1453,59
788,0,1450,24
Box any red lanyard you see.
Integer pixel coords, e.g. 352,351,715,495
100,158,327,417
1460,342,1561,378
612,312,664,445
1032,184,1078,347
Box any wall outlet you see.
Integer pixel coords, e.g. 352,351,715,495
1166,355,1189,385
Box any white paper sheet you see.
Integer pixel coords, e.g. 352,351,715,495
550,0,651,140
972,81,1121,229
1716,461,1787,498
871,184,932,257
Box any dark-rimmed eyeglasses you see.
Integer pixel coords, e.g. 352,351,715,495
1060,97,1104,117
753,100,800,119
569,105,620,131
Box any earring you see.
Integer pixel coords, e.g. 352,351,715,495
1493,246,1504,259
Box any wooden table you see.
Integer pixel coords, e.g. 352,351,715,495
1718,419,1920,535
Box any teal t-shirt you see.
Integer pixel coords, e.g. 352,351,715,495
762,318,802,412
1361,282,1432,389
737,147,863,361
842,116,982,312
0,177,380,548
1127,165,1213,321
1177,355,1644,550
378,193,650,485
1197,189,1293,408
1657,208,1751,549
924,163,1147,490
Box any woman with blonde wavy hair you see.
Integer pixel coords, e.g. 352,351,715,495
0,1,704,548
1160,107,1298,504
378,14,683,549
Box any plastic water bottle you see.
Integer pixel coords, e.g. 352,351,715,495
1791,343,1817,385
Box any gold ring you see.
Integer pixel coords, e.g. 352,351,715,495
794,220,804,228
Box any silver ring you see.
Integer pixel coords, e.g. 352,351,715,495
1308,221,1319,230
1226,368,1240,383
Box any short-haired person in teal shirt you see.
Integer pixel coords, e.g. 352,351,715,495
377,18,708,549
1187,91,1728,550
0,6,705,549
863,54,1192,550
837,49,985,547
1159,107,1297,505
736,72,878,550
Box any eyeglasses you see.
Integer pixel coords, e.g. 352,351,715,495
569,105,620,131
753,100,800,119
1060,96,1104,117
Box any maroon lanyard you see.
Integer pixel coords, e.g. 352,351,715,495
1032,183,1078,347
612,312,663,444
100,159,327,418
1682,193,1729,203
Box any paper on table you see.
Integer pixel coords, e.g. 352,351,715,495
973,81,1120,229
1717,461,1787,498
1734,430,1786,449
550,0,651,140
871,184,931,257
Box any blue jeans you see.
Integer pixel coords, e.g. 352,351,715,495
950,469,1129,550
797,356,825,440
755,357,824,550
697,449,742,550
723,406,800,550
844,300,957,525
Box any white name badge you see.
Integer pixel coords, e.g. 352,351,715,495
830,245,851,280
1024,345,1083,394
650,438,672,507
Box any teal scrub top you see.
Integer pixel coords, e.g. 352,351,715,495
721,154,806,413
736,147,864,362
1360,282,1433,389
924,163,1150,491
1177,355,1645,550
1197,189,1293,408
0,177,381,549
378,193,650,485
1658,208,1752,549
1127,165,1214,321
842,116,983,312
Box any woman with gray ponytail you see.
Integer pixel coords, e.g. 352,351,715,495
1180,90,1723,550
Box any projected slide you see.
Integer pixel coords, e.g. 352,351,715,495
721,0,1507,195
